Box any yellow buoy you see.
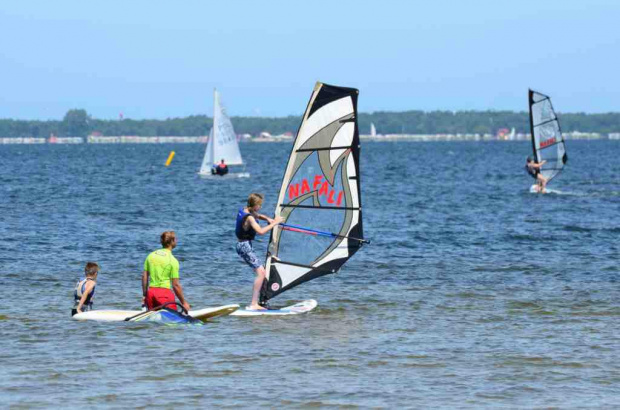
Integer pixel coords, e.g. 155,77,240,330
165,151,175,167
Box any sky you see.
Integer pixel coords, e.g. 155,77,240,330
1,0,619,120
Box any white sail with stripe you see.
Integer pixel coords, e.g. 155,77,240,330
260,82,367,303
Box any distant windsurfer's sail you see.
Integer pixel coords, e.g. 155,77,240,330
199,89,244,175
260,82,366,304
528,89,568,182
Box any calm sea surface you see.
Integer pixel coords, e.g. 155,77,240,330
0,140,619,408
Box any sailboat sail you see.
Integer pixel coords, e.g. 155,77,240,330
199,89,243,174
528,89,568,182
370,122,377,137
199,127,215,174
260,82,366,303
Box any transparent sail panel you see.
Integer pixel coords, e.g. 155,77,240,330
277,153,349,266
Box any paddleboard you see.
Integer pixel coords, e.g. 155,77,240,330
73,304,239,322
229,299,317,317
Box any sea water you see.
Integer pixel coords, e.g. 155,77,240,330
0,140,618,407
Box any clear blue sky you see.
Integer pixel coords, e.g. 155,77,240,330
1,0,619,119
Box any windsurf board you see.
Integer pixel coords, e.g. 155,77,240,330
229,299,317,317
73,304,240,322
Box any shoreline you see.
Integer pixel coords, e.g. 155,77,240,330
0,132,613,145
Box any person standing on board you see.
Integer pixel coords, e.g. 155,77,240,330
72,262,99,316
211,159,229,176
142,231,190,312
525,157,548,193
236,193,283,310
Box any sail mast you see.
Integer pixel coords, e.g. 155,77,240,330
528,89,538,162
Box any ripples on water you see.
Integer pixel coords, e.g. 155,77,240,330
0,141,619,407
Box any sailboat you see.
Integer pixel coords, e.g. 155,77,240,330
231,82,369,316
370,122,377,137
198,89,249,178
527,89,568,193
508,127,516,141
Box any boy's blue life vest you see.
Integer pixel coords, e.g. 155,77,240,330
235,209,257,241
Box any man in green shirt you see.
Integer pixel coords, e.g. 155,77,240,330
142,231,190,312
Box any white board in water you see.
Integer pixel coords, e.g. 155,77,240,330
73,304,239,322
230,299,317,317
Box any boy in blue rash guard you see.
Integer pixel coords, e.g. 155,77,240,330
72,262,99,316
235,193,283,310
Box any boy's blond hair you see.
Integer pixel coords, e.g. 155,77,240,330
247,193,264,208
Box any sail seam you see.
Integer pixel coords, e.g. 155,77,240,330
534,118,558,127
296,145,353,153
280,204,361,210
533,96,550,104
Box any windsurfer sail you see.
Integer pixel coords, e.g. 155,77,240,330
528,89,568,183
199,89,247,177
260,82,367,304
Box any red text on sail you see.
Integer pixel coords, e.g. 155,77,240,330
540,137,557,148
288,175,344,206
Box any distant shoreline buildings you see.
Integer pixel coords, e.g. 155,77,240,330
0,131,616,145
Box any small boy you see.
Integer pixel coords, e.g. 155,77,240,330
235,193,283,310
71,262,99,316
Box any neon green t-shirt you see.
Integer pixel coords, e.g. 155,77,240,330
144,248,179,289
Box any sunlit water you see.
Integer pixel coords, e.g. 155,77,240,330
1,140,619,408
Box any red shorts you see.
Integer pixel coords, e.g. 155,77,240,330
145,287,177,310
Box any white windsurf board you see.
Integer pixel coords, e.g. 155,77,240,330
229,299,317,317
73,304,239,322
529,184,562,194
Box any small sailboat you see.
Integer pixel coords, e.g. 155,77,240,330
508,127,516,141
370,122,377,137
527,89,568,193
232,82,369,316
198,89,249,178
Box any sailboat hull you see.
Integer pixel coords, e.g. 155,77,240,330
197,171,250,179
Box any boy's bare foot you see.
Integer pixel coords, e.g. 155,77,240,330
248,304,267,310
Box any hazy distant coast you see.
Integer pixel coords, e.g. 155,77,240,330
0,131,614,145
2,108,620,142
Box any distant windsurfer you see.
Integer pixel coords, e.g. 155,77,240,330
525,156,548,193
212,159,229,176
142,231,190,312
236,193,283,310
72,262,99,316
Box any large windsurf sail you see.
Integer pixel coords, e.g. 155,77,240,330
528,89,568,182
199,89,243,174
260,82,367,303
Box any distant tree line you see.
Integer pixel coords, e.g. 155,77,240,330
1,109,619,138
